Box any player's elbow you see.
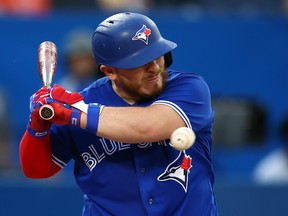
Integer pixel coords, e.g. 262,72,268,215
22,170,45,179
20,160,60,179
21,165,53,179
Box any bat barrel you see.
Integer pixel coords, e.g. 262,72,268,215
38,41,57,87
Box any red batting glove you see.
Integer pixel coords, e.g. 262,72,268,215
39,84,105,135
43,84,84,126
50,84,84,104
28,86,53,138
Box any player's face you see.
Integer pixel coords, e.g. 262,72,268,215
100,56,168,103
112,56,167,103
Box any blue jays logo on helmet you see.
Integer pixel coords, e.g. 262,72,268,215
157,151,192,193
132,25,151,45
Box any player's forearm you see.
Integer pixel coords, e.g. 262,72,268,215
80,107,150,143
20,130,61,178
80,105,185,143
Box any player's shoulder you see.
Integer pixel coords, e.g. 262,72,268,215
168,69,205,80
167,69,209,89
80,77,111,100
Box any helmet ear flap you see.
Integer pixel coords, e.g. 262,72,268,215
164,52,173,68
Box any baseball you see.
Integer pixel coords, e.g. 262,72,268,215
170,127,196,151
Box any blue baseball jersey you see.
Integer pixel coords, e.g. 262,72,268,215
50,69,217,216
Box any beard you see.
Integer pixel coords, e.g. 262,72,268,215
117,69,168,103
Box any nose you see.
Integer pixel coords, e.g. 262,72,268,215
146,60,160,73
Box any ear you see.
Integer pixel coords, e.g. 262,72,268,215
100,65,116,80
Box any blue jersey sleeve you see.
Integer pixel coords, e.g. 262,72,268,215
153,71,214,133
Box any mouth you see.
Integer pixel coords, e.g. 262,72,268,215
146,73,160,83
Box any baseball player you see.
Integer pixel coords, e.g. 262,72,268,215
20,12,218,216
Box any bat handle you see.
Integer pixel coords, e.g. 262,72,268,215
39,104,54,120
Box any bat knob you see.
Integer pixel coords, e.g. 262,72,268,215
39,104,54,120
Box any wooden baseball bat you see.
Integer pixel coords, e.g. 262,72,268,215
37,41,57,120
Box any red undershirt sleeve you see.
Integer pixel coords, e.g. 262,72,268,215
19,130,61,178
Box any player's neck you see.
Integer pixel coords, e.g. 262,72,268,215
111,82,136,105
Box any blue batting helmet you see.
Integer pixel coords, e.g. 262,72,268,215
92,12,177,69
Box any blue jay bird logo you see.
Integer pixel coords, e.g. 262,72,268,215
132,25,151,45
157,151,192,193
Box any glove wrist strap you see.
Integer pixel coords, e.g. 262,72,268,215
70,108,81,127
27,123,49,139
86,103,104,134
